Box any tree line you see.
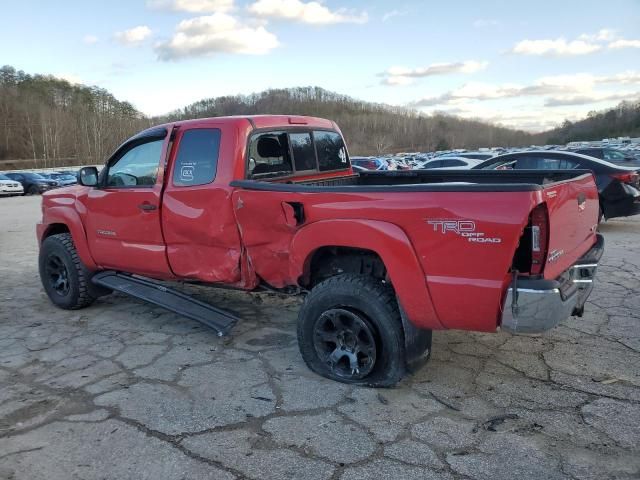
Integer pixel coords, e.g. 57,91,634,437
162,87,536,154
1,65,639,168
0,65,149,169
545,100,640,144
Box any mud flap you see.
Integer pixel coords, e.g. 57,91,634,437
399,305,432,373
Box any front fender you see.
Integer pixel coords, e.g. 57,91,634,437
38,206,97,270
290,219,443,330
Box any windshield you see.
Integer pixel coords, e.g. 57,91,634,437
0,174,10,180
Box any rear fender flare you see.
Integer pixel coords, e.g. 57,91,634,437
290,219,443,330
40,206,97,270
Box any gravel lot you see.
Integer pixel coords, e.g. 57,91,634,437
0,195,639,480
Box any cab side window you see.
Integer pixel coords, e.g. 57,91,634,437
107,140,163,187
315,131,348,171
173,129,221,186
248,132,293,178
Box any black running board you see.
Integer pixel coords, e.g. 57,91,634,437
92,271,238,336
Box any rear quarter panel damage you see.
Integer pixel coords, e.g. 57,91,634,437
232,188,541,332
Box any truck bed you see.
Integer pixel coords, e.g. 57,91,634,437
231,167,599,332
231,169,594,192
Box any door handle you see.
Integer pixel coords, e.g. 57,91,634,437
138,203,157,211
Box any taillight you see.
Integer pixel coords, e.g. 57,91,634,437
530,204,549,275
611,172,639,184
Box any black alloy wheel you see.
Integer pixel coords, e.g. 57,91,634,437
312,308,377,380
44,253,70,296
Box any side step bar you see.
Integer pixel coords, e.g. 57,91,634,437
92,271,238,336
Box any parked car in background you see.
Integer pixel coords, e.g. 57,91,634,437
574,147,640,168
39,172,78,186
350,157,389,170
5,172,59,195
474,151,640,220
0,173,24,196
418,157,484,170
440,152,495,161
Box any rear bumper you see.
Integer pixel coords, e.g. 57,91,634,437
501,234,604,334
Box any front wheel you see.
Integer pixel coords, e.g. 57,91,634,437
39,233,97,309
27,185,39,195
297,274,406,387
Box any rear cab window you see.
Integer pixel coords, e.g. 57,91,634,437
248,129,349,179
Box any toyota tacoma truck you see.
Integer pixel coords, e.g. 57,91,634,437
37,115,604,386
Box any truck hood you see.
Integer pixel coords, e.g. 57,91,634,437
42,184,91,204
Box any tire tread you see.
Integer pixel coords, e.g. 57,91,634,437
42,233,95,309
297,274,405,386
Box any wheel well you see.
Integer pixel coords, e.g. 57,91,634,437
44,223,70,238
306,246,387,288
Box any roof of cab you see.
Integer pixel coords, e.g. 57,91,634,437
144,115,336,134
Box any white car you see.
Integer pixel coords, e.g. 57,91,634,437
415,157,484,170
0,173,24,196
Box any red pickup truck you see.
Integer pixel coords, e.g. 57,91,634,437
37,115,603,386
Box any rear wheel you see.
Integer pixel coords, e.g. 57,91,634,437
27,185,39,195
297,274,405,386
39,233,96,309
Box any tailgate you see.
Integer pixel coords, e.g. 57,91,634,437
542,173,599,280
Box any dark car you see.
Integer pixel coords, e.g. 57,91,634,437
474,150,640,220
5,172,59,195
574,147,640,168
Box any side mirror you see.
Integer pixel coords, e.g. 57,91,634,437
78,167,99,187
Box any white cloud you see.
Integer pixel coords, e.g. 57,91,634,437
598,71,640,84
382,76,413,86
381,60,488,86
382,9,408,22
545,91,640,107
473,18,499,28
510,29,639,56
147,0,235,12
579,28,616,42
609,39,640,49
410,71,640,107
83,34,98,45
510,38,601,56
114,25,153,45
247,0,368,25
429,102,596,132
155,13,279,60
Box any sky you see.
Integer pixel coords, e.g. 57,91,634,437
2,0,640,131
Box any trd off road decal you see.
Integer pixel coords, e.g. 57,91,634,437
426,219,502,244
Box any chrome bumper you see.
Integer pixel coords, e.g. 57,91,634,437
501,234,604,334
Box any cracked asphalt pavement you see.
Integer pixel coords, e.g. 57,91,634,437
1,196,639,480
